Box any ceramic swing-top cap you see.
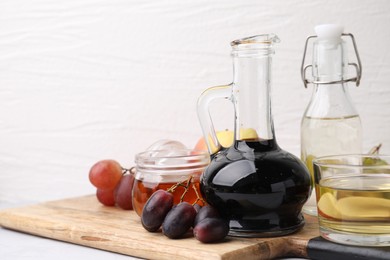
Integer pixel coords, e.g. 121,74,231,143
315,24,344,42
312,24,346,80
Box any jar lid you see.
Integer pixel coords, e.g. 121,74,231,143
135,149,210,174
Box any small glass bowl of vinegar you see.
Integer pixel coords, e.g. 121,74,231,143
132,149,210,216
313,154,390,247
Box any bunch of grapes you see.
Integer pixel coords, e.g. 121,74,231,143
89,159,135,210
141,189,229,243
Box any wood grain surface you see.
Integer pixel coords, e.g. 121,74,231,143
0,195,320,259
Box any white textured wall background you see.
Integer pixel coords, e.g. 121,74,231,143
1,0,389,204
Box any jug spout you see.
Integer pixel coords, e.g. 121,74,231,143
231,34,280,46
231,34,280,55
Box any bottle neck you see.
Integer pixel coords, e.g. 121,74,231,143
312,39,347,83
305,37,359,118
232,54,275,141
305,82,359,118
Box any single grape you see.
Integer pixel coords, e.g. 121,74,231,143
162,202,197,239
141,190,174,232
114,174,135,210
96,188,115,206
194,205,220,226
193,204,201,213
89,160,123,190
193,218,229,243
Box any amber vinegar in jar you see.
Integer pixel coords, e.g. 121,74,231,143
133,177,204,216
133,149,209,216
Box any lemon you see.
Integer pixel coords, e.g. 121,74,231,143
317,192,342,219
217,130,235,148
195,128,260,154
337,196,390,220
239,128,259,140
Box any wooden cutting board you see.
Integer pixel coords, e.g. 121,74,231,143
0,195,389,260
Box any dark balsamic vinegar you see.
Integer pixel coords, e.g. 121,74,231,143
200,139,311,237
197,34,312,237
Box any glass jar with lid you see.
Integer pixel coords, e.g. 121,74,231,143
133,148,210,216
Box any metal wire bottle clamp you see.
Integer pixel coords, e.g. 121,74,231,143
301,33,362,88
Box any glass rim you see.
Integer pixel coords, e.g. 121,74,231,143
135,148,209,160
135,148,210,170
230,34,280,47
313,154,390,168
230,34,279,57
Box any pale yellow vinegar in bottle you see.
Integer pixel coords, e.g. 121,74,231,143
301,115,362,215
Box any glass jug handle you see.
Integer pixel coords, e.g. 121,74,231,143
197,84,232,154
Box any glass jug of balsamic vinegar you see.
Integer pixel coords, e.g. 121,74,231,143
197,34,311,237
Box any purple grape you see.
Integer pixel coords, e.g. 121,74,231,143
114,174,135,210
193,218,229,243
141,190,174,232
193,204,202,213
162,202,197,239
194,205,220,226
